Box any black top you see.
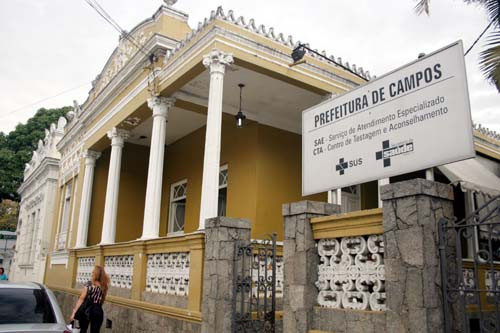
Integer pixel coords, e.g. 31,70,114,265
85,281,104,305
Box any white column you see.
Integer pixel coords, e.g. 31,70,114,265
75,150,101,248
378,178,390,208
198,49,234,229
100,128,129,245
141,96,175,240
327,189,342,205
425,168,435,181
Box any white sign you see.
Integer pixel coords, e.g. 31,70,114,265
302,41,475,196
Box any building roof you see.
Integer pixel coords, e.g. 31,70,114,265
164,6,372,80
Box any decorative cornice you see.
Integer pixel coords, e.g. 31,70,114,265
161,6,371,80
24,117,66,180
19,157,60,195
310,208,383,240
80,34,178,134
72,5,371,149
473,122,500,142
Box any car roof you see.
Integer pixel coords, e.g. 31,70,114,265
0,281,42,289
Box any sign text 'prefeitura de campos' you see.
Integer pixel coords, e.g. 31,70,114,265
302,40,475,195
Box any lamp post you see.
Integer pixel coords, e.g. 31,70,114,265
291,43,367,81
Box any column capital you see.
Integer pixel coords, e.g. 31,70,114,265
107,128,130,147
202,49,234,75
147,96,176,118
83,150,101,166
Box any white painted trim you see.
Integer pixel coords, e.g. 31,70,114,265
67,174,79,248
166,231,185,238
219,164,228,189
81,35,177,124
251,239,284,247
50,251,69,268
213,37,351,92
168,179,188,234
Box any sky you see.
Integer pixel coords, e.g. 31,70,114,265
0,0,498,134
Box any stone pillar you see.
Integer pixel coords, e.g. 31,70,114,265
201,217,251,333
75,150,101,248
282,201,339,333
100,128,129,245
380,178,454,333
198,49,234,230
140,96,175,240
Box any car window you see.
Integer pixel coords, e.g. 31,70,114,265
0,288,56,324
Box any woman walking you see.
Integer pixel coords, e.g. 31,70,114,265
70,265,110,333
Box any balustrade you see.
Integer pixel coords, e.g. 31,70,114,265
76,256,95,284
315,235,386,311
145,252,190,295
104,255,134,289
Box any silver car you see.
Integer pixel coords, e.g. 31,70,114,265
0,282,69,333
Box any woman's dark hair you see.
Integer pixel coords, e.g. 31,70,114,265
0,267,4,274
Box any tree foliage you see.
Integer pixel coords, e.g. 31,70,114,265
0,106,71,201
414,0,500,91
0,200,19,231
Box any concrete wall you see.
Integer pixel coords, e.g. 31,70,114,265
54,291,201,333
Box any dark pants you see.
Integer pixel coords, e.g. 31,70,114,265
79,304,104,333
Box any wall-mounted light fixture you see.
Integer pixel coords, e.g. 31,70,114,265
235,83,246,128
290,44,366,81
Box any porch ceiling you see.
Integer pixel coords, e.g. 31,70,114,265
127,64,325,146
176,64,325,134
128,107,206,146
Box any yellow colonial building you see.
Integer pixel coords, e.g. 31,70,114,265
37,2,369,330
12,1,500,332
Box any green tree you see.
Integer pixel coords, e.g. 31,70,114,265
415,0,500,91
0,200,19,231
0,106,71,201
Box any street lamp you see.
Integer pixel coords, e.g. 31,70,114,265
235,83,246,128
290,43,366,81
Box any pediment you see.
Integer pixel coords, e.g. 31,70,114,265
92,26,154,96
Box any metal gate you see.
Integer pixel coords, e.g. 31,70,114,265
232,233,277,332
438,195,500,333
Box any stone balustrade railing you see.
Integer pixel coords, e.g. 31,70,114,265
76,256,95,284
310,208,385,312
70,232,205,313
105,255,134,289
146,252,190,295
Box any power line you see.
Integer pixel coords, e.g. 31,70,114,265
83,0,159,95
83,0,149,57
464,18,495,56
0,82,90,119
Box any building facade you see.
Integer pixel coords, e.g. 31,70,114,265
10,117,66,283
13,1,500,332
